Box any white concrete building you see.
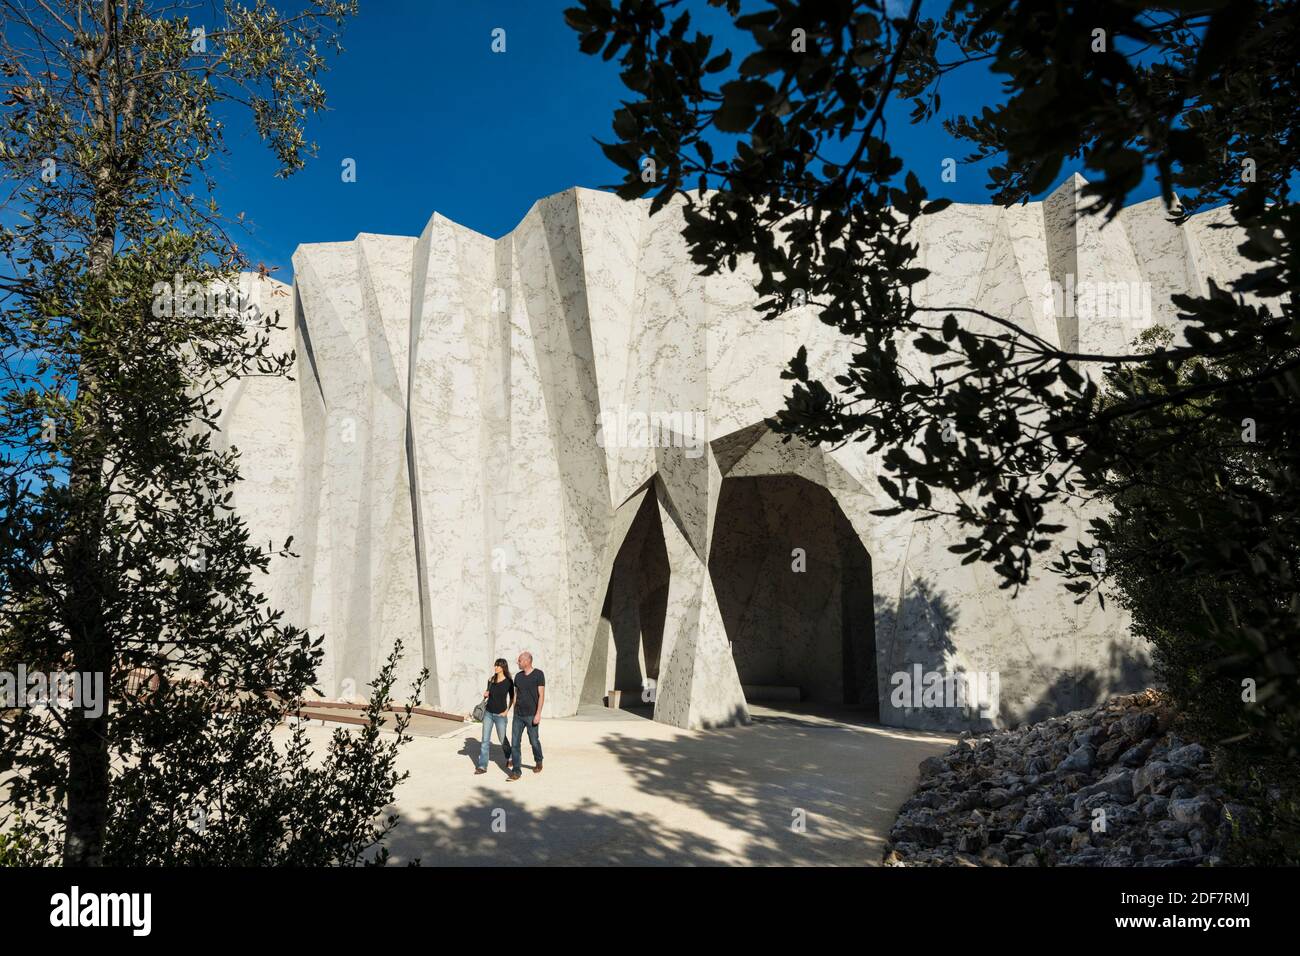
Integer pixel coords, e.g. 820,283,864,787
220,175,1251,731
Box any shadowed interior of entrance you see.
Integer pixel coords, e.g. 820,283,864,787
709,475,876,715
582,491,668,708
584,475,877,719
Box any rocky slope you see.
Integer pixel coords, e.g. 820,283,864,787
885,690,1255,866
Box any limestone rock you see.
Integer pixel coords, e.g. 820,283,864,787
1058,745,1096,773
882,690,1248,867
1167,743,1210,767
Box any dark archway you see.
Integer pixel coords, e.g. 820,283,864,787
582,491,669,709
708,475,876,716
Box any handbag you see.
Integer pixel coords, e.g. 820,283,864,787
471,678,491,721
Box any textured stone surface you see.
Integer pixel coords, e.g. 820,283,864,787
222,176,1251,730
883,690,1246,867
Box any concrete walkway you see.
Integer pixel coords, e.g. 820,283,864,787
302,704,953,866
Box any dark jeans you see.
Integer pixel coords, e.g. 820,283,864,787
510,713,542,769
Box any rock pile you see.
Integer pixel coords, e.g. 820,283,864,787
885,690,1255,866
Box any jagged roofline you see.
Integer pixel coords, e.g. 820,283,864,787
250,169,1245,730
285,173,1205,262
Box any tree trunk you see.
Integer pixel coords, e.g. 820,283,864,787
62,618,110,865
62,220,115,866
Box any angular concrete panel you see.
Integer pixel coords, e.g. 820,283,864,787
222,177,1254,730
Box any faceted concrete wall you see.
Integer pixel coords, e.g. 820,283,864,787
223,175,1253,731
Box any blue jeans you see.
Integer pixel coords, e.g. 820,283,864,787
478,712,511,770
510,713,542,770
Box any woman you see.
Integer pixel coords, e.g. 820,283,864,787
475,658,514,775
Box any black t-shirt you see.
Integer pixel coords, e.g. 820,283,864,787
486,676,514,715
513,668,545,716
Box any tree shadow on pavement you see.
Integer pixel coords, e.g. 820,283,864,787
592,716,950,865
380,794,732,866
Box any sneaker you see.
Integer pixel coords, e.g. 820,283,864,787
507,772,521,782
474,768,487,775
532,762,543,774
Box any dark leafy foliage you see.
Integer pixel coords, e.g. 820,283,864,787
568,0,1297,753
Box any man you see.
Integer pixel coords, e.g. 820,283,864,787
507,650,545,780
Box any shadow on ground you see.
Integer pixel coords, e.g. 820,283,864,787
593,706,948,865
382,794,732,866
380,705,950,866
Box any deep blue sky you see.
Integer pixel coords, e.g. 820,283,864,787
216,0,1160,280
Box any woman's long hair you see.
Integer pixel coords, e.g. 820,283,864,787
492,658,512,682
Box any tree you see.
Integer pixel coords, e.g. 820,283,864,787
567,0,1297,752
0,0,422,866
1093,327,1275,744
